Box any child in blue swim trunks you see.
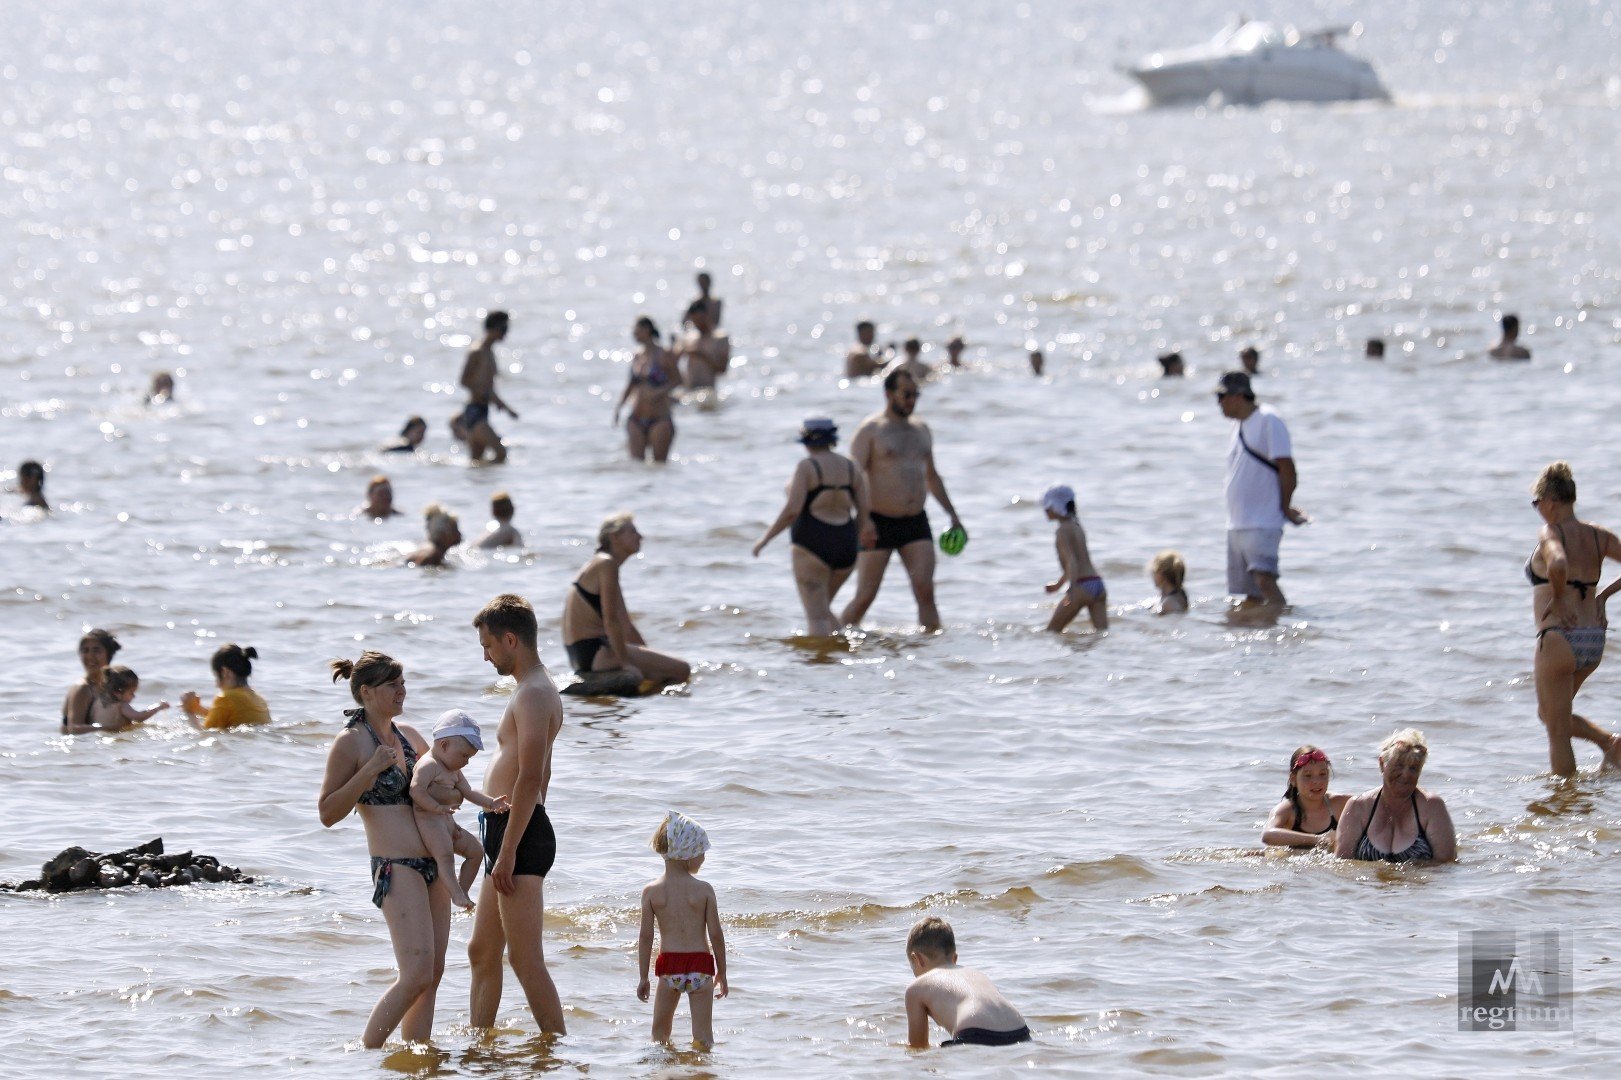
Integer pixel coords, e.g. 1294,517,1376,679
1041,484,1108,632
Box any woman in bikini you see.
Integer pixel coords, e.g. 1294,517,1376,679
1334,729,1456,864
317,651,451,1049
752,418,870,637
1261,745,1349,849
1526,461,1621,777
562,512,691,688
61,628,120,734
613,316,680,462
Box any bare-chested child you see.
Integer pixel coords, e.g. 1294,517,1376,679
475,492,522,549
885,338,931,383
845,320,884,378
410,710,509,909
458,310,519,463
1042,484,1107,632
904,916,1030,1049
637,811,728,1049
1149,550,1189,614
91,666,170,732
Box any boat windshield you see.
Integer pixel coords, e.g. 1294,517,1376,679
1226,21,1282,52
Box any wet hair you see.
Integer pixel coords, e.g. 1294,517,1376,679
1533,462,1576,504
856,320,875,333
80,629,122,660
484,310,510,332
329,650,403,705
102,666,140,697
1379,728,1429,762
491,492,515,520
1157,352,1185,375
903,337,921,353
906,916,956,960
597,511,635,551
635,315,660,339
1283,744,1331,823
1365,338,1386,357
882,368,917,394
424,503,459,545
1501,313,1520,337
211,643,257,682
400,416,426,435
367,474,391,496
1149,550,1186,590
473,593,538,651
696,271,712,286
19,460,45,487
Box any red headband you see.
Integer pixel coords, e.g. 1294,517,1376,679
1292,749,1329,771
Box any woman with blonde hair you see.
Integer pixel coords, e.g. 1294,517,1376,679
407,504,462,567
1334,730,1456,863
562,513,691,688
1525,461,1621,776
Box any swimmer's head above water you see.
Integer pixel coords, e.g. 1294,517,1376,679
79,628,121,671
1285,745,1333,805
211,643,257,687
484,309,510,340
423,503,462,549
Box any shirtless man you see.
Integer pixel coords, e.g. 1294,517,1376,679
885,338,931,383
458,311,519,463
945,336,965,369
686,271,724,329
845,321,884,379
674,305,730,391
1488,313,1531,360
467,593,566,1036
839,370,965,632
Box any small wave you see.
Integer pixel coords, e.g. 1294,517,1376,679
1043,854,1161,884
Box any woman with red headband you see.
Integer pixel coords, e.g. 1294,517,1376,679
1261,745,1349,849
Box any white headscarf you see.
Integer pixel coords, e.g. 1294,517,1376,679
663,810,710,862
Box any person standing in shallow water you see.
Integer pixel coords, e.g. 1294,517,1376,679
613,316,680,462
459,310,519,463
839,370,965,632
845,320,884,379
1216,371,1305,609
1489,313,1531,360
1525,461,1621,776
467,594,567,1036
61,629,120,733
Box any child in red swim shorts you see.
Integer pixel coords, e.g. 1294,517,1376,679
636,810,729,1048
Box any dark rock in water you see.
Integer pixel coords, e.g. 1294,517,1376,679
69,858,99,886
4,838,253,894
560,669,648,698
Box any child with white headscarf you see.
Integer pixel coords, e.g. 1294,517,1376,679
636,810,729,1048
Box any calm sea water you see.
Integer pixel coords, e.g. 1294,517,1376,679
4,1,1620,1075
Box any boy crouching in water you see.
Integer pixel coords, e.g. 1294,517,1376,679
409,710,509,909
904,916,1031,1048
637,811,728,1048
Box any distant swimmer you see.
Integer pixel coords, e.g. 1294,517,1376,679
17,460,48,510
839,370,965,633
1028,350,1045,377
1240,346,1260,375
319,650,450,1048
410,710,508,911
1217,371,1305,609
467,594,567,1035
1526,461,1621,776
845,321,884,379
752,418,870,637
885,338,932,384
407,503,462,567
383,416,427,454
458,310,519,463
1334,729,1456,863
91,665,170,732
904,916,1031,1049
637,811,729,1049
613,316,680,462
1488,313,1531,360
181,644,271,729
1040,484,1108,633
61,629,120,734
945,336,965,369
1261,745,1348,849
474,492,522,550
562,513,692,687
146,371,175,404
360,475,400,520
1148,550,1189,614
1157,352,1185,377
673,303,730,392
685,270,724,329
1365,338,1386,359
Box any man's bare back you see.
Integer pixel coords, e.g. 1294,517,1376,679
853,412,932,516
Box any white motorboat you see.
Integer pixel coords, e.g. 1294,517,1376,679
1124,19,1389,106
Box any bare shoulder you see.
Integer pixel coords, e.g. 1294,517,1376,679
1418,788,1450,814
1329,793,1352,813
396,723,430,754
514,676,563,726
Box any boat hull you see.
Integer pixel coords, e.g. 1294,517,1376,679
1130,51,1388,106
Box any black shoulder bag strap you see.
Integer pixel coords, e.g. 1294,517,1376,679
1236,419,1279,473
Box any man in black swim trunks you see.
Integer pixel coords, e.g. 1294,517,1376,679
839,369,965,632
467,594,567,1035
457,310,519,463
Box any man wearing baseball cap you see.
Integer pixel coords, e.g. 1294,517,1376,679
1216,371,1306,608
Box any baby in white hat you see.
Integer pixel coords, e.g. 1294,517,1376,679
1041,484,1109,633
637,810,729,1048
410,709,510,909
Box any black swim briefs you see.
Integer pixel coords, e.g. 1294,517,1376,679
480,806,556,878
942,1025,1032,1047
868,510,931,551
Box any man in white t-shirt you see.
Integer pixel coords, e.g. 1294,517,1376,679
1216,371,1306,606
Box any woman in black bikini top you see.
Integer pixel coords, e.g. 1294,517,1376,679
561,513,691,687
1261,744,1349,849
1333,729,1456,864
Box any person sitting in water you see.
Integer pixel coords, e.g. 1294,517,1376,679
146,371,175,404
885,338,931,383
409,710,509,910
18,460,48,510
384,416,427,453
1365,338,1386,360
1261,745,1349,849
1157,352,1185,378
845,321,885,379
1042,485,1107,633
1488,313,1531,360
562,512,691,688
1333,729,1456,863
91,666,170,732
1149,550,1189,614
613,316,680,462
673,304,730,392
181,644,272,730
62,629,121,734
752,418,870,637
360,475,400,520
407,504,462,567
474,492,522,549
904,916,1031,1049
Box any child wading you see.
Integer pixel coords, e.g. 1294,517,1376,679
904,916,1030,1049
637,811,728,1048
409,710,509,909
1041,484,1108,631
